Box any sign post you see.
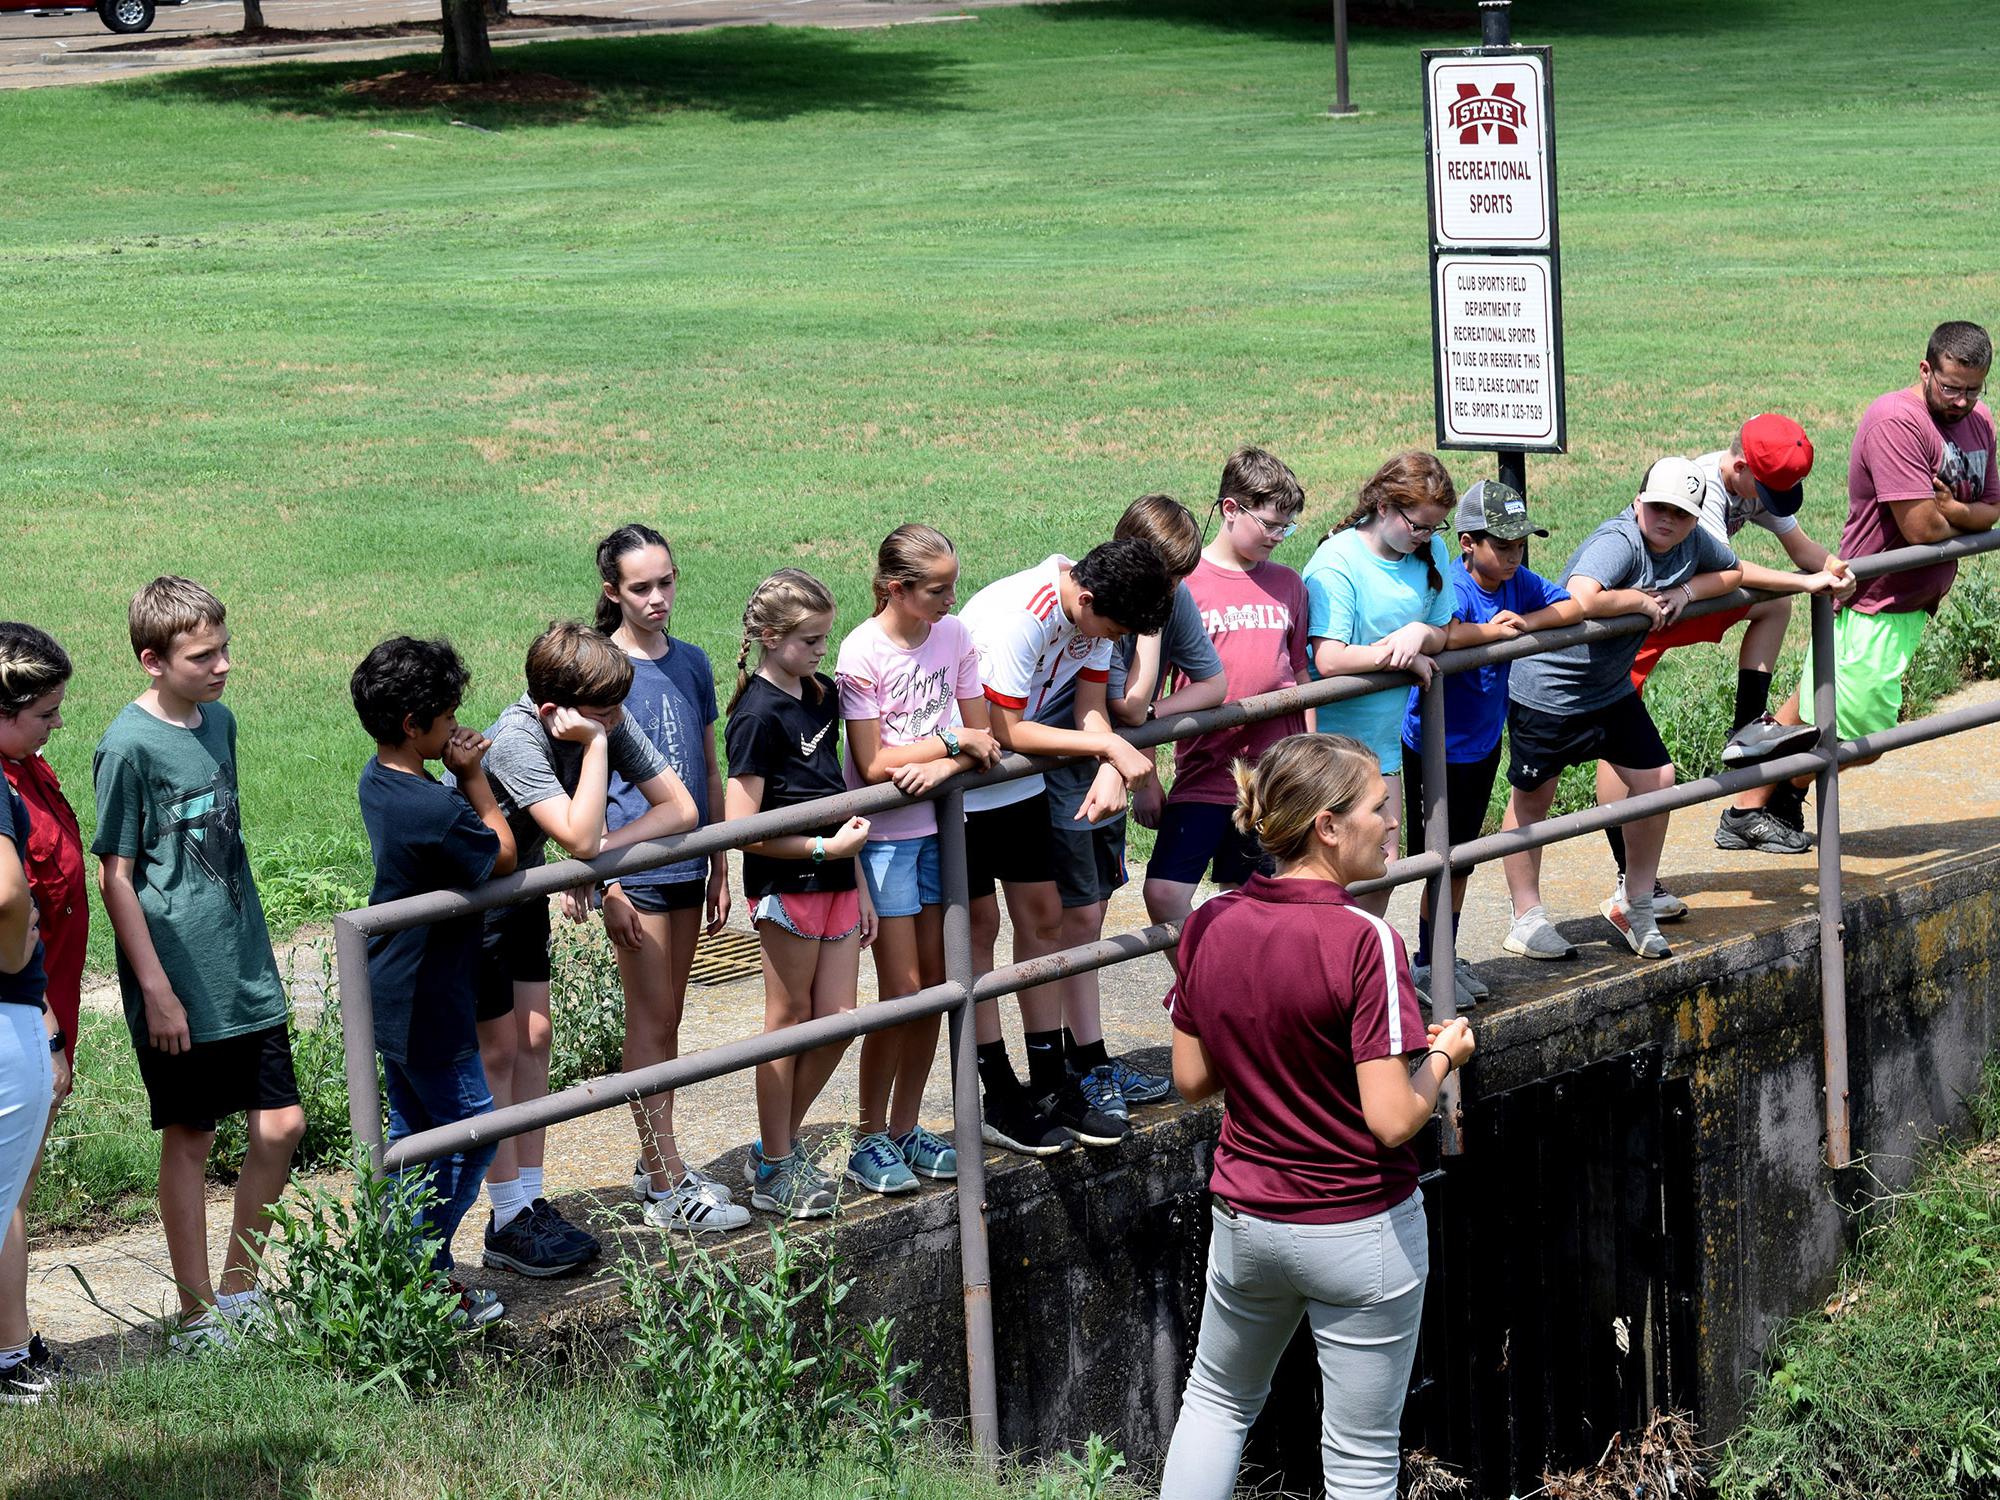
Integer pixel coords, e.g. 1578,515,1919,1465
1423,1,1563,494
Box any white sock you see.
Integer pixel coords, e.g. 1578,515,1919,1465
216,1288,263,1311
488,1176,528,1230
518,1166,544,1203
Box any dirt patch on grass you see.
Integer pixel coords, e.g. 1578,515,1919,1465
344,68,597,108
93,13,632,51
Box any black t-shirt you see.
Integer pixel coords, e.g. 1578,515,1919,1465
0,785,46,1011
724,675,856,900
357,759,500,1065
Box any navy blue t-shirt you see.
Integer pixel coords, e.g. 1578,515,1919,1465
608,640,717,890
0,785,47,1011
1401,559,1570,763
357,759,500,1065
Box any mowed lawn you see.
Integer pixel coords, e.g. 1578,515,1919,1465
2,0,1994,946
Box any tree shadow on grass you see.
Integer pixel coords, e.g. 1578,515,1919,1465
1037,0,1781,45
122,22,968,128
32,1431,335,1500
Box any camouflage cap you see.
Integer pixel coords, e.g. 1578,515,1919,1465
1455,479,1547,541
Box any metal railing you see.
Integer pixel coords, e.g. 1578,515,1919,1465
333,526,2000,1457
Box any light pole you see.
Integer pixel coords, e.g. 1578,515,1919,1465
1330,0,1357,115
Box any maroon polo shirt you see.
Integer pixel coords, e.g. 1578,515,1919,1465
1168,872,1426,1223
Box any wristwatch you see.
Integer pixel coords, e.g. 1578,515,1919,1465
48,1025,65,1055
937,728,961,757
1145,702,1158,722
811,835,827,864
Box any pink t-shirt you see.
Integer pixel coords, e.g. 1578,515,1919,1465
1842,388,1997,615
1167,874,1427,1224
836,614,982,841
1169,558,1311,805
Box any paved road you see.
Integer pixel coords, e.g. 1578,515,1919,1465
0,0,1022,88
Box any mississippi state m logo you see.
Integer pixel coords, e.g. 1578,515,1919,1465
1447,82,1527,144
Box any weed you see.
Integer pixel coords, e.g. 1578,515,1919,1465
245,1144,471,1396
548,914,628,1092
1028,1435,1130,1500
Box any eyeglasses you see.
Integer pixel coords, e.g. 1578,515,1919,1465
1225,500,1299,541
1393,507,1442,540
1928,372,1986,402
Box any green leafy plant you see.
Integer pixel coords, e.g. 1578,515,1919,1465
548,914,629,1092
244,1145,473,1396
1028,1434,1129,1500
849,1314,932,1499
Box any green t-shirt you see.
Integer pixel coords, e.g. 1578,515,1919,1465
91,701,286,1045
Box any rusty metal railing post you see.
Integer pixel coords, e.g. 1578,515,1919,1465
1418,673,1463,1155
333,913,383,1174
1810,594,1852,1168
936,788,1000,1461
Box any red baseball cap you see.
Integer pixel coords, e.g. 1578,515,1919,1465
1740,413,1814,516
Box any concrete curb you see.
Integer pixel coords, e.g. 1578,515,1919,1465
39,9,971,65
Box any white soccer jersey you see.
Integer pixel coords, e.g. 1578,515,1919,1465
1695,449,1800,547
957,555,1112,812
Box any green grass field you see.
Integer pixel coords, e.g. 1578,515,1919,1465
3,0,1994,950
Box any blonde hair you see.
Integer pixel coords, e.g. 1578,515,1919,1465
129,576,225,661
1230,733,1379,866
0,623,71,718
1116,493,1203,579
871,525,956,615
730,568,838,712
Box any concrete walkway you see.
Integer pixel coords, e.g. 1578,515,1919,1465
27,678,2000,1365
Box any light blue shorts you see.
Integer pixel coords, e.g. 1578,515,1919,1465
859,835,943,919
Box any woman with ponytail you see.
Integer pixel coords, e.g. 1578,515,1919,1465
1300,452,1458,915
1159,733,1474,1500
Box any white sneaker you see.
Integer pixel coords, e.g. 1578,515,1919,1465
642,1173,753,1233
167,1310,236,1356
1613,877,1688,923
631,1158,734,1205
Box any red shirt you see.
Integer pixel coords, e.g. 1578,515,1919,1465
1170,559,1311,805
3,753,86,1062
1167,872,1427,1223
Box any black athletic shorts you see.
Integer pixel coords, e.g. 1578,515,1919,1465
136,1023,300,1133
964,790,1058,901
1505,692,1671,792
1049,816,1128,909
1145,800,1273,888
1402,742,1503,853
475,896,552,1023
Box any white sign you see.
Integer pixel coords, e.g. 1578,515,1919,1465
1427,52,1551,248
1434,255,1559,446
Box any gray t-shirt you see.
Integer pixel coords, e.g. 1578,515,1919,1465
481,695,667,871
1038,582,1225,821
1510,512,1738,714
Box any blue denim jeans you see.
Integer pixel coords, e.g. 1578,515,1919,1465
382,1052,497,1272
1160,1191,1429,1500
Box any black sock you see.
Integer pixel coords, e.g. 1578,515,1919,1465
977,1041,1021,1101
1606,824,1628,876
1734,670,1774,733
1024,1029,1067,1095
1069,1037,1109,1073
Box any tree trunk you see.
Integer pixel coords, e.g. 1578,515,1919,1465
241,0,265,30
438,0,494,83
485,0,508,22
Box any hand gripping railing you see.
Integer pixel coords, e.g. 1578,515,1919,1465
333,526,2000,1457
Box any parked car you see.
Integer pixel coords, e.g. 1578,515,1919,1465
0,0,183,34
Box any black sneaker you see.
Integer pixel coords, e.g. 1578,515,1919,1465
528,1197,599,1259
1721,714,1822,767
481,1206,595,1278
979,1090,1075,1156
1040,1074,1129,1148
0,1336,64,1405
1766,779,1810,836
1715,806,1813,855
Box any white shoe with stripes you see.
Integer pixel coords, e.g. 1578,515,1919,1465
641,1173,752,1233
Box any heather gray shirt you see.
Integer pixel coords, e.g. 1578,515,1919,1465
480,695,667,871
1510,513,1737,714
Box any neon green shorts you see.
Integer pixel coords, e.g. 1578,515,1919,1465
1797,607,1927,740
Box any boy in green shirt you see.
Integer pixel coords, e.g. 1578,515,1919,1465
93,577,304,1352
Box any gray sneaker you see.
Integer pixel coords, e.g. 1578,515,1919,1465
750,1151,837,1220
1502,907,1575,961
1722,714,1822,767
1413,962,1479,1009
1715,806,1813,855
1453,956,1492,999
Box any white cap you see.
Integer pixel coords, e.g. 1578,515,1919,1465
1637,456,1706,517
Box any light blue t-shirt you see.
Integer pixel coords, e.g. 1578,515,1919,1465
1302,527,1455,775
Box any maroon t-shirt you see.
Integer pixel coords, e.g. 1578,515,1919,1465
1841,388,1997,615
1167,873,1428,1223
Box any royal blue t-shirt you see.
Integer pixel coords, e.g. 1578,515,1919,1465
0,785,47,1011
1401,560,1569,763
608,640,717,889
357,759,500,1065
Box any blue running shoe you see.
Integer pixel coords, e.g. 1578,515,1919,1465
894,1124,958,1180
846,1132,919,1195
1108,1055,1173,1107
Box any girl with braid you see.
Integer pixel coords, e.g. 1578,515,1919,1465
1301,453,1458,917
724,569,876,1218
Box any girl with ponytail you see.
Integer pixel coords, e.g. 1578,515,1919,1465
1300,451,1458,915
